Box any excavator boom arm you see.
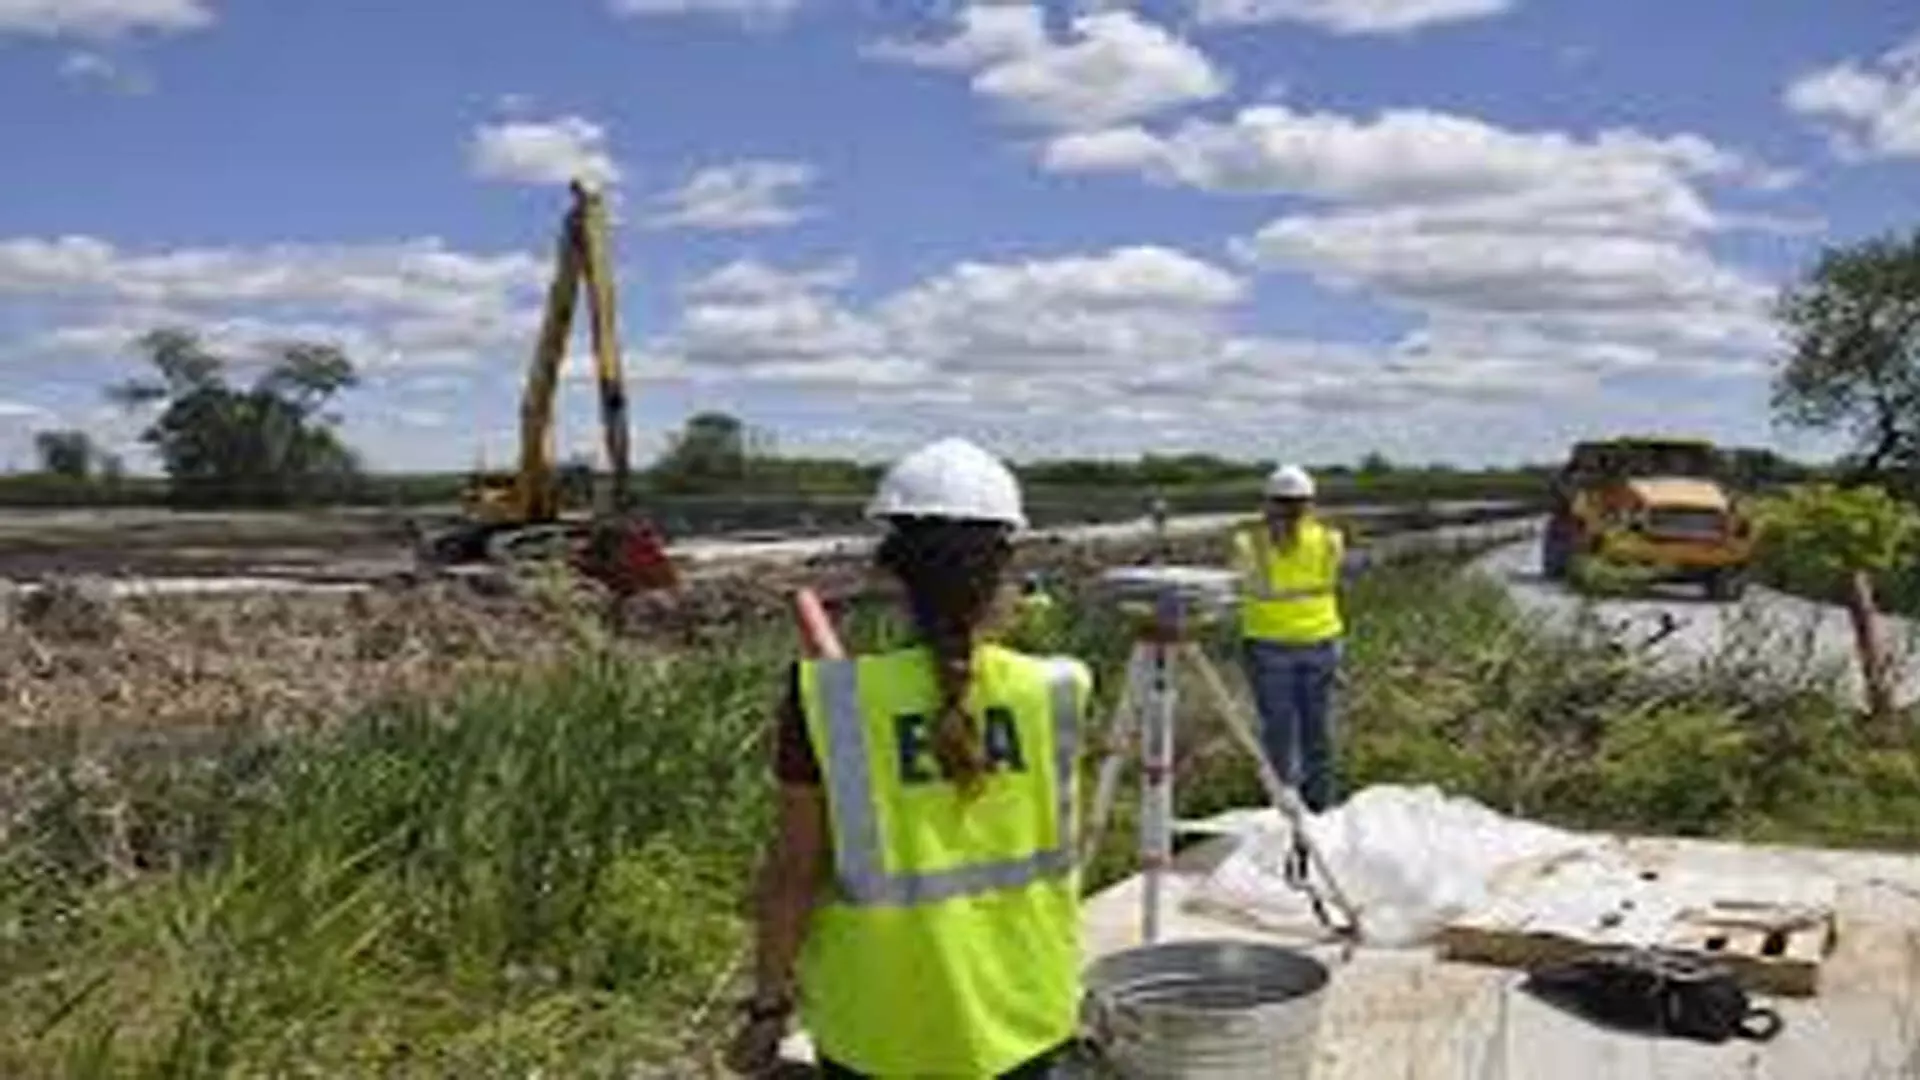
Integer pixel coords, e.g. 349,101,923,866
513,197,586,524
574,185,633,516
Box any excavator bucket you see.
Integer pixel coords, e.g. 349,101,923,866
575,516,679,596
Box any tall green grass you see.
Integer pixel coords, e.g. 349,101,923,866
2,630,786,1076
4,556,1917,1075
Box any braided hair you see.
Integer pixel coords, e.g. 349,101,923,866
874,516,1016,797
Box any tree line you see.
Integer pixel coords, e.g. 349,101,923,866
8,223,1916,509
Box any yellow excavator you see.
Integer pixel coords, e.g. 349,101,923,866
417,180,677,596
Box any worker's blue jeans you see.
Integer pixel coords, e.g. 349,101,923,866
1241,638,1341,813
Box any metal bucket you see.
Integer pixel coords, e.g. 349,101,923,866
1081,939,1331,1080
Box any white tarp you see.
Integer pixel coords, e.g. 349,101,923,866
1181,784,1602,947
1182,785,1841,951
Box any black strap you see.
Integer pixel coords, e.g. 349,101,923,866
1737,1006,1784,1042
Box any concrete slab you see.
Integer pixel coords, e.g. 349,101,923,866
1084,834,1920,1079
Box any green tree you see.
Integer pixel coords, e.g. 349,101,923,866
1772,228,1920,489
557,454,595,507
107,328,363,508
651,411,748,493
97,452,126,490
1722,447,1807,490
33,429,96,479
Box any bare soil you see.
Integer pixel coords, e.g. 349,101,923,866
0,499,1528,585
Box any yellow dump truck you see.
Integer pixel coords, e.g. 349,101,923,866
1540,437,1757,601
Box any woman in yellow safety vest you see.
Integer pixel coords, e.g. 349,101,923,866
1009,571,1060,647
728,437,1095,1079
1231,464,1348,876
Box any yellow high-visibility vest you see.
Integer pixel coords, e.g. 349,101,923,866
1013,591,1058,638
796,644,1093,1078
1234,518,1345,644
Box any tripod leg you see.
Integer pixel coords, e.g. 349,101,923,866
1139,639,1176,944
1079,650,1139,870
1180,643,1363,937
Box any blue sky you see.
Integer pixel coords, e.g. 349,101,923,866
1,0,1917,472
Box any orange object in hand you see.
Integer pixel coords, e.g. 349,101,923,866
794,587,845,660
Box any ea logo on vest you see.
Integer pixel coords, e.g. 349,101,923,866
893,707,1028,784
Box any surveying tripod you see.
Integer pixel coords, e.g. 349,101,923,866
1080,566,1360,944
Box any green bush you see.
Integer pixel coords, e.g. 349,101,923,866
1568,555,1663,597
1753,483,1920,605
1590,706,1752,835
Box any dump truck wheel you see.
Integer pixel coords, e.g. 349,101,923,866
1541,522,1573,580
1705,568,1748,603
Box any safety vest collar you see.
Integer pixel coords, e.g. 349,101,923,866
807,654,1083,909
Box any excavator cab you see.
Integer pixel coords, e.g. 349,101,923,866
420,181,678,598
461,470,521,524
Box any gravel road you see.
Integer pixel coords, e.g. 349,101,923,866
1472,534,1920,709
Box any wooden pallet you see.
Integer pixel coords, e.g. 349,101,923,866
1437,850,1838,997
1659,900,1837,997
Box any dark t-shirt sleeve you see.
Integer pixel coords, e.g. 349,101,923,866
772,661,823,786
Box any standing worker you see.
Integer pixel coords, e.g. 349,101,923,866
1231,464,1348,843
1010,570,1060,647
727,437,1095,1079
1148,495,1171,563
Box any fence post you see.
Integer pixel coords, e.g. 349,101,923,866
1845,570,1897,733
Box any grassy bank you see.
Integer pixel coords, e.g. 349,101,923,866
5,554,1918,1075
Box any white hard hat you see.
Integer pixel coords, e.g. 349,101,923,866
866,437,1027,528
1265,464,1316,499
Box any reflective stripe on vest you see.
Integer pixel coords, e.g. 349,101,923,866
808,654,1083,908
1239,519,1344,643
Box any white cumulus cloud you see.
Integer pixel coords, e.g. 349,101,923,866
1189,0,1514,33
867,4,1047,69
1043,105,1761,220
0,228,1781,468
0,0,212,39
1786,29,1920,160
58,49,153,93
0,399,53,421
645,160,817,231
608,0,800,23
0,235,552,372
656,246,1250,392
869,6,1227,131
679,257,856,301
644,242,1664,455
469,115,623,188
1041,102,1785,398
